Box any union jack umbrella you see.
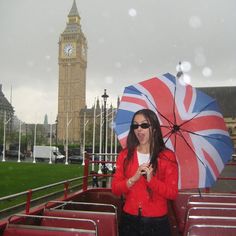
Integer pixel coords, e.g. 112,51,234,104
114,73,234,189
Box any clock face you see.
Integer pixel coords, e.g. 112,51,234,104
64,43,74,56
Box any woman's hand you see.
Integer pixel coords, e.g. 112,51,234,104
138,163,154,182
127,163,154,188
145,165,153,182
134,163,150,181
128,163,153,187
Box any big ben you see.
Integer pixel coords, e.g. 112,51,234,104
57,0,87,144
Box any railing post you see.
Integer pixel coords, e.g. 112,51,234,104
64,181,69,199
82,153,89,191
205,187,210,193
25,189,32,214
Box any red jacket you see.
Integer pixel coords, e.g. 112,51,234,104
112,148,178,217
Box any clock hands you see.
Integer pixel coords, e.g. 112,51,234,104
64,44,73,56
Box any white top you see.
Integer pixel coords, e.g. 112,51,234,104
137,151,150,165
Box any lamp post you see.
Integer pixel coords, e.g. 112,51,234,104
49,123,52,164
2,111,11,162
102,89,109,153
98,105,103,174
82,112,89,166
33,123,37,163
101,89,109,177
92,98,96,171
18,121,22,163
65,112,72,165
25,124,28,154
55,117,58,148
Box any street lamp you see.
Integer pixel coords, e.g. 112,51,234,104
102,89,109,153
101,89,109,175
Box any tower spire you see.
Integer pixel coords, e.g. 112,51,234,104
67,0,80,24
68,0,80,17
63,0,81,34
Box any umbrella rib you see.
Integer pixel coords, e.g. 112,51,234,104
163,131,174,144
180,128,232,148
162,127,174,145
143,94,175,126
179,99,217,128
163,128,206,167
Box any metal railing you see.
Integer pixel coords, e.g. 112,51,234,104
0,152,118,220
0,175,85,220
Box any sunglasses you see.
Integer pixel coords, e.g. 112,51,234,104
131,123,151,129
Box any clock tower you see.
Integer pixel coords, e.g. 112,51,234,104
57,0,87,144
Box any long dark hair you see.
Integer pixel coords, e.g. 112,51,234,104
124,109,166,175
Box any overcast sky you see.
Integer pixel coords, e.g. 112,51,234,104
0,0,235,124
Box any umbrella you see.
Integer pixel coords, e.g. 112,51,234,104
114,72,234,189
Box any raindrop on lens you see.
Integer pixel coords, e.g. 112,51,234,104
128,8,137,17
189,16,202,29
202,67,212,77
181,61,192,72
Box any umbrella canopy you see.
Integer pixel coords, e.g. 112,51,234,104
114,73,234,189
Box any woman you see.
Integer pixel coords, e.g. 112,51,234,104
112,109,178,236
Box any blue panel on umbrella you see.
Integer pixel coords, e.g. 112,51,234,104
205,166,216,187
163,73,176,85
115,109,134,125
204,133,234,163
124,86,142,95
193,89,221,113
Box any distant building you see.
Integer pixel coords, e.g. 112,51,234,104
44,114,48,125
0,84,14,127
197,86,236,149
79,98,119,152
197,87,236,118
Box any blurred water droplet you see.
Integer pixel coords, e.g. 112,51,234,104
182,61,192,72
179,74,191,85
189,16,202,29
202,67,212,77
183,74,191,84
128,8,137,17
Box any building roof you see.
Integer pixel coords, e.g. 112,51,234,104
197,86,236,118
0,84,14,112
